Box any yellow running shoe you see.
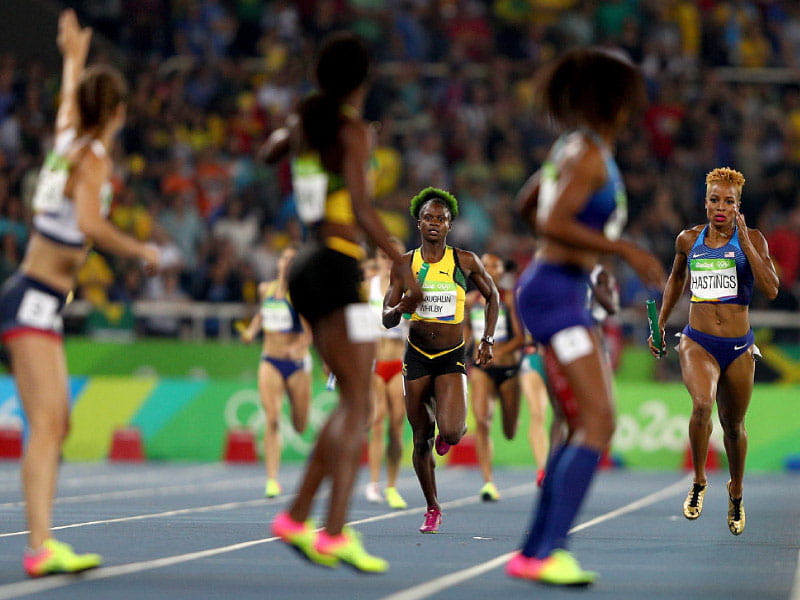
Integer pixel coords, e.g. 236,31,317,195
480,482,500,502
265,478,282,499
271,512,338,568
727,481,745,535
535,550,597,586
384,486,407,510
314,527,388,573
23,539,102,578
683,482,707,520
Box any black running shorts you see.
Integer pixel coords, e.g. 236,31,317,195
403,342,467,381
288,243,363,325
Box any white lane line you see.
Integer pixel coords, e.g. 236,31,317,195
0,498,267,539
0,481,535,600
0,473,425,536
380,474,692,600
791,548,800,600
0,537,275,600
0,476,262,511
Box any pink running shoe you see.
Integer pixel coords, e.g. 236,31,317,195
419,508,442,533
505,552,546,579
434,434,450,456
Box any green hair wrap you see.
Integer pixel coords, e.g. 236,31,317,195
409,187,459,219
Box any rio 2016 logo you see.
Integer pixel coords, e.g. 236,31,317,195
614,400,724,452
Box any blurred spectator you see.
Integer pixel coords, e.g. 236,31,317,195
160,191,205,272
212,196,259,259
0,0,796,343
767,203,800,297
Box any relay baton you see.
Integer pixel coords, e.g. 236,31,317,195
646,298,664,357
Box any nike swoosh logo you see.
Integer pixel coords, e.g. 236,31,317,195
734,344,748,350
693,253,708,258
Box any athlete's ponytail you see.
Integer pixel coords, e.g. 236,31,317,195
298,92,342,157
299,32,370,157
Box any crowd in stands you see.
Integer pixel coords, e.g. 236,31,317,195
0,0,799,337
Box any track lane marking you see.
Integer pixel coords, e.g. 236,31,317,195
0,480,533,599
379,474,692,600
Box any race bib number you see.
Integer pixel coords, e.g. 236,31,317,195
291,157,328,224
17,289,61,331
415,282,457,320
32,166,68,214
261,300,294,332
690,258,738,300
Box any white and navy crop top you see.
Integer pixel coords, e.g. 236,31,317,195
32,129,113,248
688,226,754,305
538,130,628,242
260,282,303,333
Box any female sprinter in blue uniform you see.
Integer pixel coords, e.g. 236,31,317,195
465,253,525,501
0,10,159,576
509,48,665,586
240,245,311,499
261,32,421,573
383,187,499,534
649,167,778,535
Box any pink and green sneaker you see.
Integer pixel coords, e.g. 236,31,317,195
23,539,102,578
271,511,338,568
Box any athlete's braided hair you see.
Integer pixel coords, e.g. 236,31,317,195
410,187,459,220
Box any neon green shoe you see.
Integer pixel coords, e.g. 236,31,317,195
535,550,597,586
384,487,407,510
23,539,102,578
480,482,500,502
314,527,388,573
265,478,282,499
271,512,338,568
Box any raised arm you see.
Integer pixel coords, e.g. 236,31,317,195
648,229,693,357
55,9,92,135
459,250,499,366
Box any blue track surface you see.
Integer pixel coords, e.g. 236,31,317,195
0,462,797,599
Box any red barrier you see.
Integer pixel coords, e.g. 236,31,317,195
448,434,479,466
223,428,258,463
0,427,23,459
109,427,145,462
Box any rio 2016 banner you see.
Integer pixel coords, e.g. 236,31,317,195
0,340,797,470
